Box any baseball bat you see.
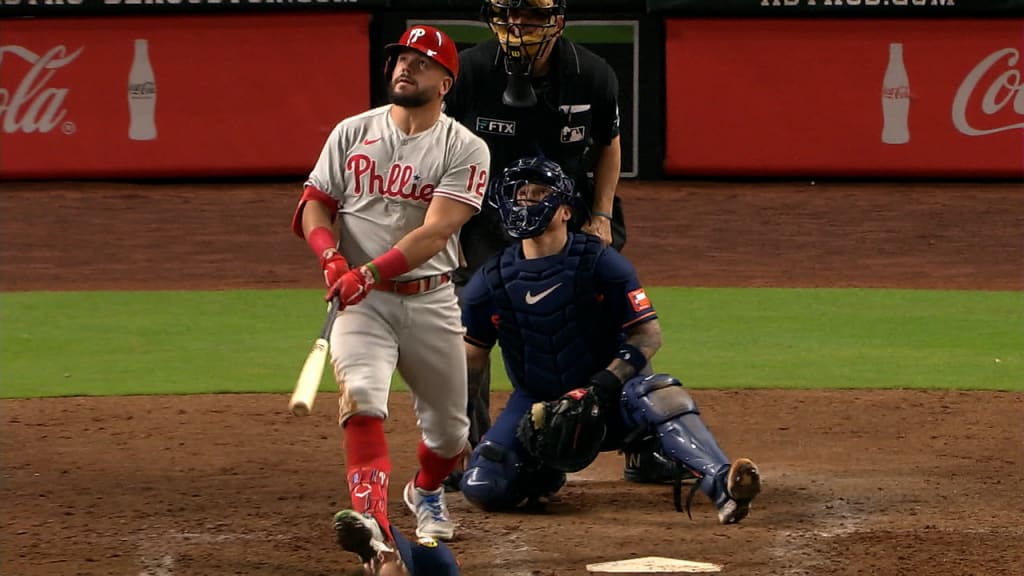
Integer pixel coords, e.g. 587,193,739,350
288,297,341,417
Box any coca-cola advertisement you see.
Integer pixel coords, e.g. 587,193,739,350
664,18,1024,177
0,13,370,179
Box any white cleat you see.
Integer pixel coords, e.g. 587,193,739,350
403,480,456,540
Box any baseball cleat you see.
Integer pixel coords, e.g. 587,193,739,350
403,480,455,541
717,458,761,525
332,509,394,563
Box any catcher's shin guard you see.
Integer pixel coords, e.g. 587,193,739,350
460,440,564,511
460,440,526,511
620,374,730,494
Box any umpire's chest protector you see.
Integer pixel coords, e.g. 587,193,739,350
486,234,609,400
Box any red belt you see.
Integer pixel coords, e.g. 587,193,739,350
373,273,451,296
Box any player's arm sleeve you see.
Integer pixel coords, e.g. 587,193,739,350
461,269,498,349
292,123,347,236
591,64,621,146
596,248,657,330
434,135,491,212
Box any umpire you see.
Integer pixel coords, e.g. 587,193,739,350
444,0,670,487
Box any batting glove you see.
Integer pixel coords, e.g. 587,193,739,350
320,248,350,287
326,265,375,306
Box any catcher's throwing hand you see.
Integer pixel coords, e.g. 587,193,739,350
325,265,375,306
517,387,607,473
582,216,612,246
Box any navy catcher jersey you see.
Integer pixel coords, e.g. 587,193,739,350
462,233,656,401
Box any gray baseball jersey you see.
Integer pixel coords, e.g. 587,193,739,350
306,104,491,279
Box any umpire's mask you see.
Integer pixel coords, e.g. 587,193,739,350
481,0,565,108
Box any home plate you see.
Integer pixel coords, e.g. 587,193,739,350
586,556,722,574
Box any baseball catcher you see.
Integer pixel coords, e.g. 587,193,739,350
457,157,762,523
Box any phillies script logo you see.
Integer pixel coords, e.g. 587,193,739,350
953,48,1023,136
0,45,83,135
346,153,435,202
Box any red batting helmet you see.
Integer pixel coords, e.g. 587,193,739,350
384,25,459,80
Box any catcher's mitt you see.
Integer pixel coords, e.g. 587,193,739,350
517,387,607,473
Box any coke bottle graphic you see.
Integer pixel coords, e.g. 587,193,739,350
881,42,910,144
128,38,157,141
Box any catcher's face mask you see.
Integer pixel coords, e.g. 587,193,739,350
481,0,565,107
491,156,577,239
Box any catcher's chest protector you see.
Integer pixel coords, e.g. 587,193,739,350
487,233,605,399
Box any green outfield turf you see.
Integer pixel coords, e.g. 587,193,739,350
1,287,1020,399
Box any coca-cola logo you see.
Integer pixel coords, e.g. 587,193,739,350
130,82,156,97
0,44,83,135
883,86,910,99
345,153,435,202
953,48,1023,136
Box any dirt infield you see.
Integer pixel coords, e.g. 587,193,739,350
1,180,1022,576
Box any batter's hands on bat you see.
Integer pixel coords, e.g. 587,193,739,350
319,248,350,287
325,265,375,306
582,216,612,246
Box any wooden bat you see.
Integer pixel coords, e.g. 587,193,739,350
288,297,341,417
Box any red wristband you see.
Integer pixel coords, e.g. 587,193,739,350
365,248,410,283
306,226,337,258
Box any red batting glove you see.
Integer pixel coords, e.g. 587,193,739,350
326,265,375,306
320,248,350,287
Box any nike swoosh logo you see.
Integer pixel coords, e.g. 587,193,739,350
525,282,563,305
362,137,382,146
465,478,489,486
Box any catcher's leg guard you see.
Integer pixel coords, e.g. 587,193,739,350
460,440,565,512
620,374,731,499
460,440,524,511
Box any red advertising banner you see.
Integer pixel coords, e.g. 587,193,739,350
664,19,1024,177
0,13,370,179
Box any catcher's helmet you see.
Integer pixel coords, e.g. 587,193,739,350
384,25,459,80
491,156,577,239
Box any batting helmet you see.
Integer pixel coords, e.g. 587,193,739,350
491,156,578,239
384,25,459,80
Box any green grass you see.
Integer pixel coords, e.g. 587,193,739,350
652,288,1022,391
1,288,1020,399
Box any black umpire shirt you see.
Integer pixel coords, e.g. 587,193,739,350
444,37,621,277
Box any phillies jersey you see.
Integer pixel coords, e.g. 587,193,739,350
306,105,491,280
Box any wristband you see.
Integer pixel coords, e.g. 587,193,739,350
366,247,410,283
306,226,337,259
616,343,647,375
592,210,613,221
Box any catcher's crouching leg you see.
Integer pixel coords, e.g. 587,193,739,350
459,440,564,511
620,373,761,522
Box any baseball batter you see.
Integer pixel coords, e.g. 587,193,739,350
291,25,488,576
